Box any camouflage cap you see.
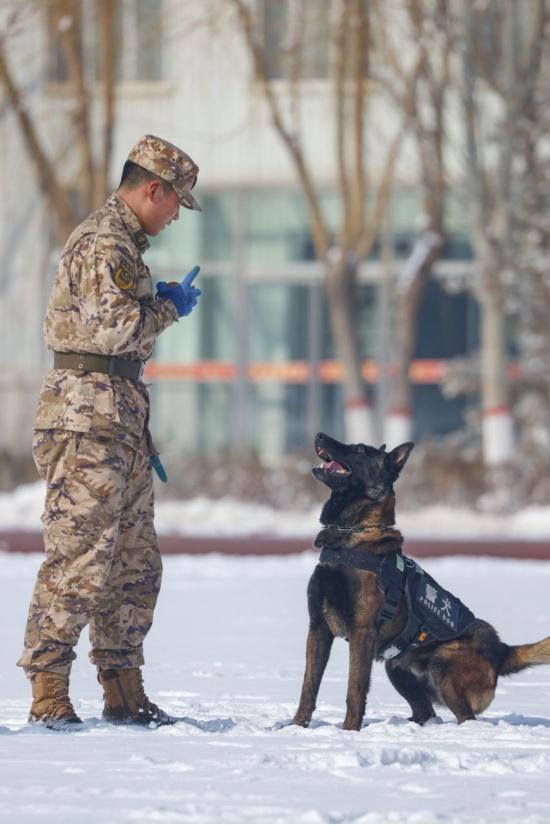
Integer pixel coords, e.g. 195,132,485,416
128,134,201,212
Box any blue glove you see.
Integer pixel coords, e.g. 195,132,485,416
157,266,201,317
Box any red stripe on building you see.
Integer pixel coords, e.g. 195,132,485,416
388,407,412,417
144,360,522,386
345,398,372,410
482,405,512,417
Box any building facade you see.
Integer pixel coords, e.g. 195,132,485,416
0,0,480,463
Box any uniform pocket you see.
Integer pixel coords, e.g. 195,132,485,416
72,434,131,508
91,377,121,428
40,434,131,536
63,372,95,430
32,429,78,485
43,523,87,562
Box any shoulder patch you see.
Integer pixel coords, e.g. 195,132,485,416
113,260,135,291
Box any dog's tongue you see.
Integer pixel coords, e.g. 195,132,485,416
324,460,344,472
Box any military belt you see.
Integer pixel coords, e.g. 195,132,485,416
53,352,144,381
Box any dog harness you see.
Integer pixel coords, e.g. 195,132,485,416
318,545,478,659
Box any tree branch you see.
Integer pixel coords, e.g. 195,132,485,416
96,0,115,206
52,0,94,214
229,0,330,261
355,51,422,261
333,0,351,250
0,41,76,242
349,0,367,244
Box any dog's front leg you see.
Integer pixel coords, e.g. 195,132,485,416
293,621,334,727
343,628,375,731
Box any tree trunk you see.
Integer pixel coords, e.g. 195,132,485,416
227,0,406,448
387,230,443,446
480,284,514,466
325,259,375,443
52,0,95,215
0,47,76,243
387,291,415,447
96,0,115,206
460,0,516,468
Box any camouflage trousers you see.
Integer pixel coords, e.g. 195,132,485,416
18,429,162,678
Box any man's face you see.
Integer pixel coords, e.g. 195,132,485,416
142,182,181,236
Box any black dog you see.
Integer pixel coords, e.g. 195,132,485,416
293,432,550,730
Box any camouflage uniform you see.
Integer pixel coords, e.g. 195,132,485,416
18,136,200,679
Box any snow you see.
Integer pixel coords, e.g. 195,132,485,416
1,551,550,823
2,481,550,539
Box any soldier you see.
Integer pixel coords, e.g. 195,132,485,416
17,134,202,730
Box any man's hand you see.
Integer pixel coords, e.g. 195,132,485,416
156,266,201,317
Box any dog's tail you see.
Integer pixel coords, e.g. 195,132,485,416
499,636,550,676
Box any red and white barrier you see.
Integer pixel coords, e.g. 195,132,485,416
482,405,514,466
345,398,376,444
385,408,413,447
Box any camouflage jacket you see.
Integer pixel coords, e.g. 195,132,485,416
34,193,178,449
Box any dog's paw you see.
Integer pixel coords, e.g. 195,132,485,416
342,717,363,731
409,714,442,726
424,715,443,726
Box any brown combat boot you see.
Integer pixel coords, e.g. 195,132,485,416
29,671,83,730
98,668,177,727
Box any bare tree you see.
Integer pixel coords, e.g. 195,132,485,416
376,0,449,445
0,0,116,245
453,0,547,467
508,1,550,474
226,0,421,442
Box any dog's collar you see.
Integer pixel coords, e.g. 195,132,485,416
322,524,394,533
314,523,403,552
319,544,390,571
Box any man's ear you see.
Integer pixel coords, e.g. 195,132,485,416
387,442,414,480
148,180,162,202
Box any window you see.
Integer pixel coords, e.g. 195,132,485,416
248,283,309,360
117,0,163,83
261,0,330,81
148,188,479,459
47,0,163,85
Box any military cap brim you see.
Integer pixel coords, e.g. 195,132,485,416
174,185,202,212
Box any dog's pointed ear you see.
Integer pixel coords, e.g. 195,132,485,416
387,442,414,480
379,443,387,452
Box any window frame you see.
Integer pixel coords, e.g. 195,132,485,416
46,0,167,93
257,0,331,85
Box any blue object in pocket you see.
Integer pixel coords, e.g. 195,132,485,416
150,454,168,483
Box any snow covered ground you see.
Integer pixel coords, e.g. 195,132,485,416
1,551,550,824
3,481,550,539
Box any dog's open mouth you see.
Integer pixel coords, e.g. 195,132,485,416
316,447,351,476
